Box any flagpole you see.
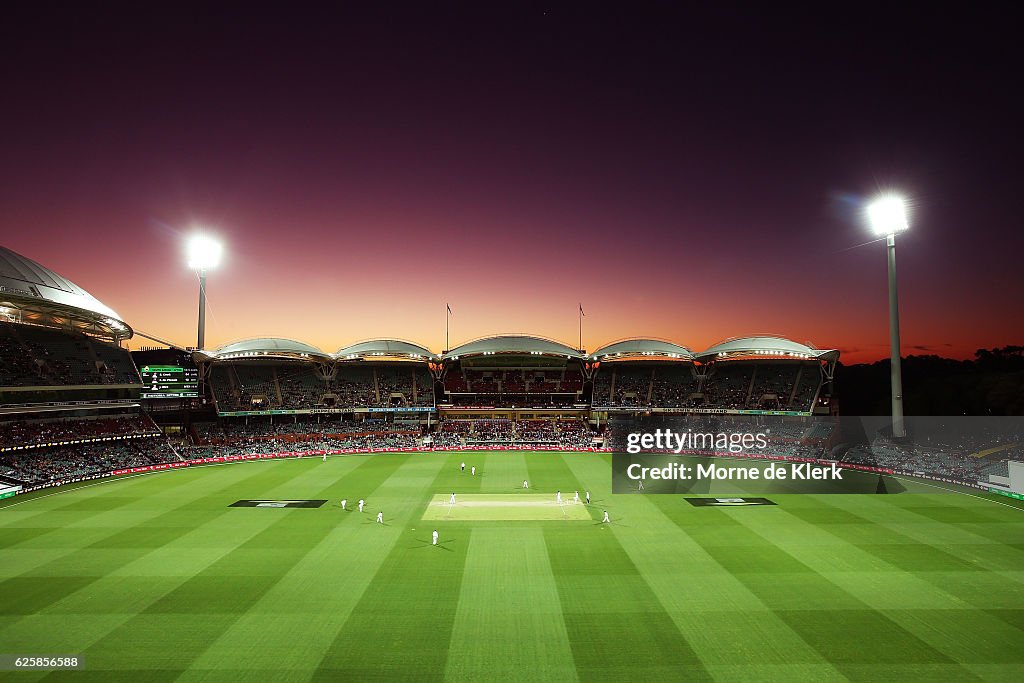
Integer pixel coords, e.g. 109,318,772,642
446,304,449,353
578,303,583,352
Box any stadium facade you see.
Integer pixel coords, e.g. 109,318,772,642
1,244,838,419
3,245,1022,499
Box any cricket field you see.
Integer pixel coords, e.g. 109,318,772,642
2,451,1023,681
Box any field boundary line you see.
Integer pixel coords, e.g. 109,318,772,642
890,475,1024,512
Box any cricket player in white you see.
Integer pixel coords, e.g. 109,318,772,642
523,480,529,489
376,511,383,524
585,491,590,504
432,529,439,546
341,499,347,510
602,510,610,523
471,466,476,476
461,462,465,472
556,490,562,504
322,454,327,462
358,499,365,513
574,491,579,503
450,492,456,505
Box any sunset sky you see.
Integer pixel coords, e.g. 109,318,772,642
2,4,1020,364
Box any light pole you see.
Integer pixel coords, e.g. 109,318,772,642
186,234,223,350
867,195,909,438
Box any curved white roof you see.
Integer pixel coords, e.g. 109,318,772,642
695,336,838,362
199,337,331,361
592,338,693,360
335,339,436,361
444,335,582,360
0,245,131,339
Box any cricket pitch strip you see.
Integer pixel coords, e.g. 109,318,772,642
422,493,594,521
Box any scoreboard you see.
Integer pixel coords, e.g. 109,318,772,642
139,365,199,398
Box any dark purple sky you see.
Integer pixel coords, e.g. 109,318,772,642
1,4,1021,361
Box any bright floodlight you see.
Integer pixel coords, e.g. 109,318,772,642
186,234,223,270
867,195,909,236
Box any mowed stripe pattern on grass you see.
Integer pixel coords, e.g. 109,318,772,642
0,451,1022,681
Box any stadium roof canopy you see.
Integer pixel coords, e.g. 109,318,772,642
335,339,436,361
197,337,332,362
0,245,132,341
694,336,839,362
443,335,583,360
591,338,694,361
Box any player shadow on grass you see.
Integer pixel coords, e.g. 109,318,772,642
408,538,456,552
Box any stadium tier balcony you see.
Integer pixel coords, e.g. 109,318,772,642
331,366,377,408
648,366,701,407
194,418,418,443
0,415,160,451
0,323,141,389
182,420,423,455
209,362,403,412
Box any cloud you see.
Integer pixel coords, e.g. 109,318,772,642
910,343,954,352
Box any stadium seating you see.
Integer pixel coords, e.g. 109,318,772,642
207,362,435,412
839,438,1003,483
0,414,160,451
0,437,179,485
440,363,584,408
593,365,653,406
433,418,593,447
0,323,140,388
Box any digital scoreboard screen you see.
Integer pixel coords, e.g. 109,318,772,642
139,365,199,398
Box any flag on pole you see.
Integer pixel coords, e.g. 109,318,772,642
579,303,584,317
447,304,452,315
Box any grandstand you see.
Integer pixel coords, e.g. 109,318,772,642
591,339,699,409
695,336,836,414
439,335,588,409
199,338,436,415
589,337,835,416
1,248,141,407
0,247,174,493
5,242,1019,494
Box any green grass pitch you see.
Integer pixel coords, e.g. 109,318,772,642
2,450,1024,682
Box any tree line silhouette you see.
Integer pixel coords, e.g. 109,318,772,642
835,346,1024,416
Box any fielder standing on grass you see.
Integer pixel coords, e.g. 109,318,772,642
450,492,456,505
556,490,562,504
340,498,347,511
377,511,384,524
574,491,579,503
358,499,365,513
461,462,465,472
432,529,439,546
586,491,590,504
523,479,529,489
471,465,476,476
603,510,610,523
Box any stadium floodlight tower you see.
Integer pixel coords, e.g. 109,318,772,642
186,233,223,351
867,195,909,439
